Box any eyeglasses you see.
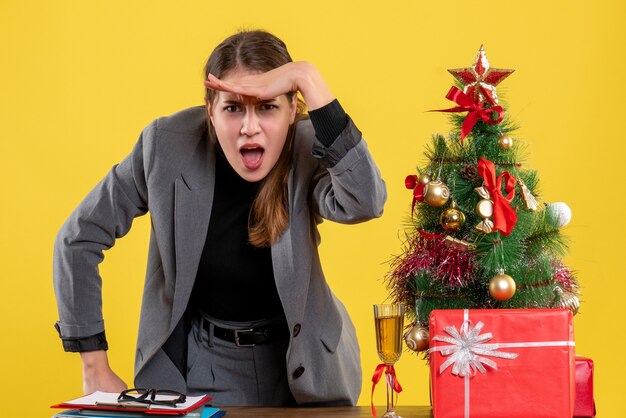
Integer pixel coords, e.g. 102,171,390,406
118,388,187,407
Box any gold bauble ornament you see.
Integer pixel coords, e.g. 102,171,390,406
423,180,450,207
440,203,466,232
418,174,431,185
498,134,514,150
404,324,430,352
489,271,516,301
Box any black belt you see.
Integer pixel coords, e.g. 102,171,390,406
202,318,290,347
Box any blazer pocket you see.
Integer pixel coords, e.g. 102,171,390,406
320,305,343,354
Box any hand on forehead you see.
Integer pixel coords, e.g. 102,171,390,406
204,64,299,103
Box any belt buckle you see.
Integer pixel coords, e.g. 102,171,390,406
234,328,256,347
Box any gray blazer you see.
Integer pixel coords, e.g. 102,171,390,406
53,106,386,405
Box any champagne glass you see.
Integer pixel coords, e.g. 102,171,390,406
374,304,405,418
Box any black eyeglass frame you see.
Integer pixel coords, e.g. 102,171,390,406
117,388,187,407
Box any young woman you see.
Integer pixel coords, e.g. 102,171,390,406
53,30,386,406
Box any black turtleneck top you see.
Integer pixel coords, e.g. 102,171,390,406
188,148,280,321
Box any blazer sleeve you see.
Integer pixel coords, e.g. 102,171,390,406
53,121,154,340
309,116,387,224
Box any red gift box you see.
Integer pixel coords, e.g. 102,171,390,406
574,356,596,417
429,309,575,418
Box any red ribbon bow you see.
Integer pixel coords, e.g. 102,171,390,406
405,175,425,217
477,158,517,236
371,364,403,418
433,86,504,142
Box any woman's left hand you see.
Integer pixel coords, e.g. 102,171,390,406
203,61,334,111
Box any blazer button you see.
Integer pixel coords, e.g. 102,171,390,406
292,366,305,379
293,323,301,337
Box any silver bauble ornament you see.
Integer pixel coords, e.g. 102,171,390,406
546,202,572,227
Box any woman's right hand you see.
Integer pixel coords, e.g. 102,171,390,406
204,61,335,111
80,350,128,394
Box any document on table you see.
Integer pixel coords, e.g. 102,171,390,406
51,391,212,415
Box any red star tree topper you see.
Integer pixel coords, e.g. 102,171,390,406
448,45,514,106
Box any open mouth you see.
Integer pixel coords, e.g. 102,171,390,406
240,145,264,170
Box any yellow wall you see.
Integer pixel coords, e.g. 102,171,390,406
1,1,623,416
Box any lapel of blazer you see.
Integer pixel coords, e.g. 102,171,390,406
171,137,215,328
271,168,306,325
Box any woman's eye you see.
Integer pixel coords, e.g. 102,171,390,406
224,105,241,112
260,104,277,111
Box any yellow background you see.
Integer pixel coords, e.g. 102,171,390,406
1,1,624,416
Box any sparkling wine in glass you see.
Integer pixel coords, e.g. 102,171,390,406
374,304,405,418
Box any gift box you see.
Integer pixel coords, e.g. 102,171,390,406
429,309,575,418
574,356,596,417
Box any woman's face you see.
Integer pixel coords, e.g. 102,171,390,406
208,68,297,182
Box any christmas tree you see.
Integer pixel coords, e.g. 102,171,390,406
387,46,580,354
